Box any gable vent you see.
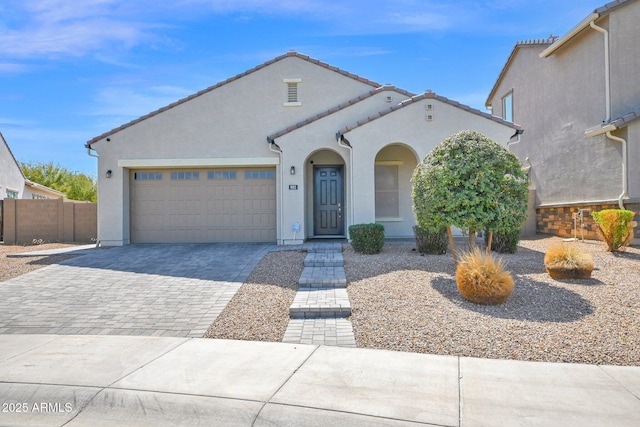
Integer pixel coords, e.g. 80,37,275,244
287,83,298,102
283,78,302,106
385,96,393,103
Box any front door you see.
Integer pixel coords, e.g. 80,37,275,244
314,166,344,236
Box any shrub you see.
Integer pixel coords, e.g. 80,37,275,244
544,243,594,279
412,130,529,263
591,209,635,252
349,223,385,254
413,225,447,255
455,248,514,305
491,229,521,254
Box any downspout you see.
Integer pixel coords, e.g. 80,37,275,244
606,131,628,209
589,20,611,122
590,20,627,208
267,137,284,244
85,143,99,158
336,133,354,236
507,129,524,148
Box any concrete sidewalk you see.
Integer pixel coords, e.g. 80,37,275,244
1,335,638,426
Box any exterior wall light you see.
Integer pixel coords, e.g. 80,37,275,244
106,170,112,178
290,166,296,175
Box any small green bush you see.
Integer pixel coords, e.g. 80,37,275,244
591,209,635,252
490,229,521,254
413,225,447,254
349,223,385,254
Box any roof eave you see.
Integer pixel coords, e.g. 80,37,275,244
540,13,600,58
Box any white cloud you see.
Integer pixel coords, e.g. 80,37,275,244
90,84,195,118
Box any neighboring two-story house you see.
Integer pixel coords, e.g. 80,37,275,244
486,0,640,241
86,51,517,246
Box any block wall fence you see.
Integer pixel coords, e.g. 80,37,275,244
2,198,97,245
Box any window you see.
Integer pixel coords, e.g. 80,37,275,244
170,171,199,180
6,190,18,199
134,172,163,180
283,78,302,106
207,170,237,180
245,170,275,179
502,92,513,122
375,165,399,218
32,194,47,199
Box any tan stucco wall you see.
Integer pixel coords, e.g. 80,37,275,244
487,4,640,207
343,97,516,238
92,55,516,245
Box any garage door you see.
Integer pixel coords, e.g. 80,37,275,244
130,168,276,243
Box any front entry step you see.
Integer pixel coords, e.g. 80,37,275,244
289,287,351,318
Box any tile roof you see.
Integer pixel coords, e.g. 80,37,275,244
338,91,519,136
86,51,382,146
268,85,415,140
595,0,637,15
612,108,640,128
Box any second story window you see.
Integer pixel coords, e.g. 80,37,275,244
502,92,513,122
283,78,302,107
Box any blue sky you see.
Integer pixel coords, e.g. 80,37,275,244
1,0,605,176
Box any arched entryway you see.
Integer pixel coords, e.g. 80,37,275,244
305,149,347,239
374,144,420,238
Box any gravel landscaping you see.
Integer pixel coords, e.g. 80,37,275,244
0,243,81,282
204,250,305,342
345,237,640,366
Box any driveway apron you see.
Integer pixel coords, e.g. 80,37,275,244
0,244,272,337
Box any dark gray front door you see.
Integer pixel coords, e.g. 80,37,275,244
314,166,344,236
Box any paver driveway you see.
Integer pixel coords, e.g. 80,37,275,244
0,244,272,337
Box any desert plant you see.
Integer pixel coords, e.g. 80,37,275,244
455,248,514,305
591,209,635,252
412,130,529,263
349,223,385,254
413,225,447,254
491,228,521,254
544,243,594,279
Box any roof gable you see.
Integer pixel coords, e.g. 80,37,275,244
340,91,518,136
485,38,555,108
268,85,415,140
87,51,381,146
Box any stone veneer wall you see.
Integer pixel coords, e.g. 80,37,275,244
537,203,639,240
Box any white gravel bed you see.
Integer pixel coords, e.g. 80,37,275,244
344,237,640,366
204,250,305,342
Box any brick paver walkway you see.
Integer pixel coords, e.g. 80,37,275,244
0,244,271,337
283,242,357,347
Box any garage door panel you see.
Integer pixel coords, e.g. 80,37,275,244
131,168,276,243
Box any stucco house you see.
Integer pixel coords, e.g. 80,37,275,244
486,0,640,241
86,52,517,246
1,131,64,200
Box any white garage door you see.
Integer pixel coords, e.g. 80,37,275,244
130,168,276,243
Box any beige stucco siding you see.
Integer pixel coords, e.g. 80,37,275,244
343,98,516,236
487,3,640,209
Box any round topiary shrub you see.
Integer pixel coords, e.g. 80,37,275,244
455,248,514,305
412,130,529,262
413,225,447,255
544,243,593,279
349,223,385,254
